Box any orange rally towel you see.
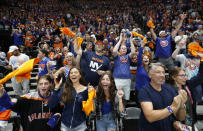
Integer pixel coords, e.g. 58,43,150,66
131,32,147,44
147,17,155,29
60,27,75,37
188,42,203,57
82,89,96,116
0,58,41,86
72,37,84,47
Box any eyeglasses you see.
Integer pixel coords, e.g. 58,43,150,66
178,74,187,78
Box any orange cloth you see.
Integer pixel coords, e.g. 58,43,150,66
25,35,34,48
0,58,41,86
0,110,12,121
188,42,203,57
143,51,151,58
82,89,96,116
147,17,155,29
72,37,84,47
60,27,75,37
53,42,64,49
131,32,147,44
60,27,83,47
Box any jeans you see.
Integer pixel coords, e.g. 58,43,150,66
61,122,87,131
11,77,30,96
96,112,116,131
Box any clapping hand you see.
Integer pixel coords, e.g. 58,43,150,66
178,89,187,104
170,95,182,113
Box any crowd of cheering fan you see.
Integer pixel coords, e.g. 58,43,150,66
0,0,202,131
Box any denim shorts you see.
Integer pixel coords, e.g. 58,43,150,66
61,121,87,131
96,112,116,131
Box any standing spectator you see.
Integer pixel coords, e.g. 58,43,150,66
49,67,94,131
37,49,55,79
174,29,188,54
6,46,30,95
74,40,111,87
193,25,202,42
0,75,62,131
135,41,151,92
172,42,202,102
11,29,23,46
112,33,135,100
95,72,125,131
138,62,187,131
150,14,187,70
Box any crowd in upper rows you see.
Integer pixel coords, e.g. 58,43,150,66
0,0,203,131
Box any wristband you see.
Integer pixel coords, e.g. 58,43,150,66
167,106,173,114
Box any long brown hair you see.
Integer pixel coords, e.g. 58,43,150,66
97,72,116,108
62,67,86,104
167,67,183,86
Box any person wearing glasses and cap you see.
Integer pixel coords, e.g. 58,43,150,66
150,14,187,70
5,45,30,96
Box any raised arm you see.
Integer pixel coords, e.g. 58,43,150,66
171,14,187,38
150,28,157,41
172,42,187,59
113,33,123,57
129,34,136,58
74,36,82,56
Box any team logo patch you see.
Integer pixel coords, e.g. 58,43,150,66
160,40,168,47
120,56,128,63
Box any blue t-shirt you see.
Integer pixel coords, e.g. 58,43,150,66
13,33,23,46
138,84,177,131
113,54,131,79
155,35,172,58
81,51,111,86
38,57,54,77
135,47,150,91
101,101,112,115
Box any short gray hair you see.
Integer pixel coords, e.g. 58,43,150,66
149,62,166,73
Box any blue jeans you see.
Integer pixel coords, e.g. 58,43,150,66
96,112,116,131
61,122,86,131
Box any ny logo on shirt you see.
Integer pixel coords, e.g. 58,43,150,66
89,61,103,72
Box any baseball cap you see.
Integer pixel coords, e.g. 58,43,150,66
8,46,19,53
159,30,166,36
